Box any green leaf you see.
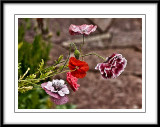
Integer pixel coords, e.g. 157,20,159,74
18,86,33,93
58,65,64,70
44,66,56,72
54,60,58,64
26,74,36,79
58,55,63,62
38,59,44,73
40,71,52,79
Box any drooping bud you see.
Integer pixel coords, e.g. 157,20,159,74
74,49,80,59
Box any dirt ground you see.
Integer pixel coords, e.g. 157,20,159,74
23,18,142,109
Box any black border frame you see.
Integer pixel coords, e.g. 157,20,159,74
0,0,159,126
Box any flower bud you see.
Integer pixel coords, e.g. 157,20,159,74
74,49,80,59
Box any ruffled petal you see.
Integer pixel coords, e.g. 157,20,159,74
41,83,60,99
71,70,86,78
68,57,89,78
67,72,80,92
50,96,69,105
69,24,97,35
95,54,127,79
58,91,65,96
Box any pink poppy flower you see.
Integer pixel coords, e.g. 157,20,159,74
95,53,127,79
69,24,97,35
41,79,69,105
66,72,80,92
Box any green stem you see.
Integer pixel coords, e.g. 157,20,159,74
19,69,72,82
19,67,30,80
79,35,85,60
21,80,40,86
83,34,84,45
81,53,106,61
34,60,65,75
71,42,77,50
60,43,72,72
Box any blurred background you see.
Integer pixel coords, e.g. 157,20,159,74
18,18,142,109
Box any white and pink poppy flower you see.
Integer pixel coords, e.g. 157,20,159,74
95,53,127,79
41,79,69,105
69,24,97,35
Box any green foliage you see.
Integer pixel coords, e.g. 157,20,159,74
18,18,52,109
43,65,56,73
58,65,64,71
58,55,63,62
18,35,51,76
18,18,77,109
25,18,32,30
26,74,37,79
18,24,25,42
39,70,52,79
18,86,33,93
18,63,21,70
38,59,44,74
18,88,51,109
54,55,63,64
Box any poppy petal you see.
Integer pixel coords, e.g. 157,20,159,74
71,70,86,78
50,96,69,105
68,57,89,78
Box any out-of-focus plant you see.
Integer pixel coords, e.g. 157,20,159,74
18,18,52,109
18,35,51,75
55,104,76,109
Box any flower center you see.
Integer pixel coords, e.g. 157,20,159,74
52,83,64,91
75,66,79,70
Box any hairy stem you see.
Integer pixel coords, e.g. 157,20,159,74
80,34,85,60
60,43,72,72
71,42,77,50
83,34,84,45
81,53,106,61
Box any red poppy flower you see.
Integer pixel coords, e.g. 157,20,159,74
67,72,80,92
68,57,89,78
69,24,97,35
